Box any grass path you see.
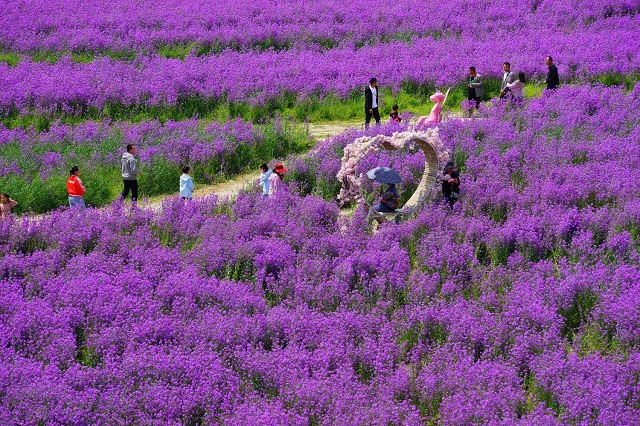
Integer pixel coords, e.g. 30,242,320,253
142,121,359,212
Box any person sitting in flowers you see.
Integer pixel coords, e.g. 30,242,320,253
374,183,399,212
416,91,446,127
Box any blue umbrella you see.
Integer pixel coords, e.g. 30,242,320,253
366,167,402,184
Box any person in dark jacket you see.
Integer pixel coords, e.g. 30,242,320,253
441,162,460,208
389,104,402,123
374,183,399,212
365,77,380,128
545,56,559,90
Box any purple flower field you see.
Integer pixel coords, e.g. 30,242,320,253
1,1,639,116
1,0,640,424
2,0,636,53
2,85,640,423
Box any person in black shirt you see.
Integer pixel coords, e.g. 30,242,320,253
441,162,460,208
365,77,381,128
545,56,559,90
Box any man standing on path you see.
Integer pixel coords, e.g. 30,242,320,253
545,56,559,90
121,144,139,203
499,62,517,99
467,67,484,113
365,77,380,128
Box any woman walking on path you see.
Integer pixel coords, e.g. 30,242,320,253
268,163,287,197
0,193,18,220
67,166,87,209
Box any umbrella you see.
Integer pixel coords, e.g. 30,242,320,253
366,167,402,184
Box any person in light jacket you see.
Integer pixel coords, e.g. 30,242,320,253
499,62,517,99
505,72,526,102
179,166,195,200
121,144,138,203
258,163,272,197
67,165,86,209
467,66,484,112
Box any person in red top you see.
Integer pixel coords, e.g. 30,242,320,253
67,165,86,209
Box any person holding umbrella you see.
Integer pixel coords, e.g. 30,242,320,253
367,166,401,212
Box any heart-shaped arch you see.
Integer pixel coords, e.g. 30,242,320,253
337,129,450,210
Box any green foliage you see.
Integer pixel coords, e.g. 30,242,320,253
522,372,563,417
157,42,197,60
577,324,622,357
0,51,21,66
590,72,639,90
559,289,598,342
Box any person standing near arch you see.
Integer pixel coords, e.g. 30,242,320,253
365,77,380,128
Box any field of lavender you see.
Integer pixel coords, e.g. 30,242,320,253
1,0,639,125
1,0,640,424
2,85,640,423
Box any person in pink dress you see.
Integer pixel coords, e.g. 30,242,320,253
416,91,446,127
268,163,287,197
0,193,18,220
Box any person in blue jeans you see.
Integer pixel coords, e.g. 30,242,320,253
374,183,399,212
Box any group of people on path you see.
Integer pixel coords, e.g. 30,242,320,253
366,56,560,214
258,163,288,197
5,57,553,219
366,56,560,124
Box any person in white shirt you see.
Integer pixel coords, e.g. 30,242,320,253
364,77,380,128
505,72,526,101
258,163,272,197
179,166,195,200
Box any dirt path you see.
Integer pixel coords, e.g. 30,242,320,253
142,121,357,212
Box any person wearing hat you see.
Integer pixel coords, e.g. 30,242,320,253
416,91,446,127
441,162,460,208
268,163,287,197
